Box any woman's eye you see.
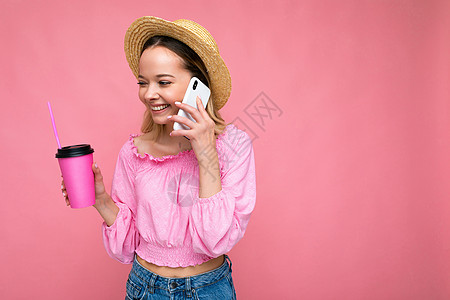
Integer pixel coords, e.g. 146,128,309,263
137,81,170,86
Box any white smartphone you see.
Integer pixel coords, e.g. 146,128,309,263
173,77,211,131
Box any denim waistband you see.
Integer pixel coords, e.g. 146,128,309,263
130,253,232,295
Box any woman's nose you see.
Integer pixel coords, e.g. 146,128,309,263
144,83,159,100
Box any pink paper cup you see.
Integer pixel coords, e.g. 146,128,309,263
56,144,95,209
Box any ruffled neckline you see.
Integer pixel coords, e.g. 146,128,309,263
129,123,234,162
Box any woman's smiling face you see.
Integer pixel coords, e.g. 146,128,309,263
138,46,192,125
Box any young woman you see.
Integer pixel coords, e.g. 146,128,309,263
61,16,256,299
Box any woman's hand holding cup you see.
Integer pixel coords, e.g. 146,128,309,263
61,162,109,208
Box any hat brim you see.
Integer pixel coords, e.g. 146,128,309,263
124,16,231,110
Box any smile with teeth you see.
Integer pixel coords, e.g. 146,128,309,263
151,104,170,111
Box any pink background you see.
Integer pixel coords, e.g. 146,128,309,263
1,0,449,299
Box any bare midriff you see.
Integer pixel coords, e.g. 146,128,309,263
136,254,225,278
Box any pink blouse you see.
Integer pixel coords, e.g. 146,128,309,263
102,123,256,267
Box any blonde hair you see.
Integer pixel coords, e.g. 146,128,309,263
139,36,227,140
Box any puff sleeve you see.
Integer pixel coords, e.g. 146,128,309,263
101,143,140,264
188,128,256,257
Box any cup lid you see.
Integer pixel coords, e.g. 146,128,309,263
55,144,94,158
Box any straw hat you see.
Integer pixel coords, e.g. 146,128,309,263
124,16,232,110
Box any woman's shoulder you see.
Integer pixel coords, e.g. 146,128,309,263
115,133,146,160
218,123,252,152
226,122,252,140
130,134,145,153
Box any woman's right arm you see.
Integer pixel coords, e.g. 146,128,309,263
99,143,140,264
61,143,140,264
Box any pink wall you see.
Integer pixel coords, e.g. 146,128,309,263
1,0,449,299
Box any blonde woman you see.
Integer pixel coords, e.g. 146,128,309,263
61,16,256,299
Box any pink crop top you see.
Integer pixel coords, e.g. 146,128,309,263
101,123,256,267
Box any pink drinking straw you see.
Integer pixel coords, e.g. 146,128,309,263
47,101,62,149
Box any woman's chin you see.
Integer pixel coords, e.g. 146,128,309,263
151,117,174,129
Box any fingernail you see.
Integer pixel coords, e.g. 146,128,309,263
167,115,172,119
175,101,181,105
95,163,98,168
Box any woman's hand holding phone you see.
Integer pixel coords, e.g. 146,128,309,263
167,78,222,197
172,77,210,131
167,100,218,163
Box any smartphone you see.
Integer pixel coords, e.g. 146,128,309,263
173,77,211,131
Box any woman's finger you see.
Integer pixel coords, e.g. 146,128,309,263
169,128,192,139
61,181,66,193
196,96,210,120
167,114,196,130
174,101,203,123
61,178,70,206
62,190,69,206
92,162,103,182
92,162,107,197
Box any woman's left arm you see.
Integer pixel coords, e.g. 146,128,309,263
168,98,256,257
189,128,256,257
168,97,223,198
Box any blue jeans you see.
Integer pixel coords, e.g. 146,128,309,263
125,254,237,299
